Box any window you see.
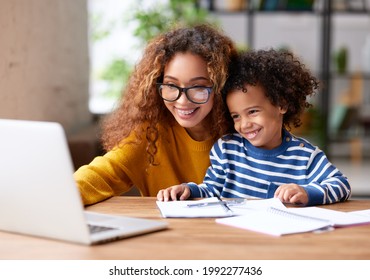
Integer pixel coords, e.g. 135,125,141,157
88,0,142,114
88,0,215,114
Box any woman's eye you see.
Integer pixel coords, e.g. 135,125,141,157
163,84,178,90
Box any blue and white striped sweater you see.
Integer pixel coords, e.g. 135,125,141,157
188,130,351,206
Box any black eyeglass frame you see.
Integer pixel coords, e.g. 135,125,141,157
156,83,213,104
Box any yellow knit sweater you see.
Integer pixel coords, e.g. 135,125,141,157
73,123,214,205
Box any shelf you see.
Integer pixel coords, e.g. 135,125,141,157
203,0,370,158
209,9,316,14
203,0,369,15
330,73,370,79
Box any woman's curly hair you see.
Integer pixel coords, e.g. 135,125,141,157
222,48,319,131
100,24,237,165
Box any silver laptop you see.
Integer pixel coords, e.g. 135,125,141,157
0,119,168,245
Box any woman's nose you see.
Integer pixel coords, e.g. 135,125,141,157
176,91,191,104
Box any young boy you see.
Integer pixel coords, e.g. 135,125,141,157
157,49,351,206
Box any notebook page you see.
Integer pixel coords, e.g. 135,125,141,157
349,209,370,217
285,207,370,227
216,207,332,236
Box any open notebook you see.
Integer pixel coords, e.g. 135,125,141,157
216,204,370,236
0,119,168,245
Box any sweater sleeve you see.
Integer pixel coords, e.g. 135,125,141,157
73,148,137,206
304,147,351,206
73,126,150,206
74,122,215,205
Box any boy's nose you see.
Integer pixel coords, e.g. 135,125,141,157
241,118,252,129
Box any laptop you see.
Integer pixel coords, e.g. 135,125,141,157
0,119,168,245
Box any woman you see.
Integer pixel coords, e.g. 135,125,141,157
74,24,238,205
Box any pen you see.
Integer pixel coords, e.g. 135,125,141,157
213,193,233,213
187,201,229,208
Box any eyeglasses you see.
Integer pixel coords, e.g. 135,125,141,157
157,83,212,104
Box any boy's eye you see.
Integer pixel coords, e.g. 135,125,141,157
248,109,259,115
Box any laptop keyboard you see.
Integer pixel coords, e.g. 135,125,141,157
88,224,117,234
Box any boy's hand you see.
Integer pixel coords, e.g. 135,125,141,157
274,183,309,205
157,184,191,201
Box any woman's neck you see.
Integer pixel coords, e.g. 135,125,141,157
185,124,211,141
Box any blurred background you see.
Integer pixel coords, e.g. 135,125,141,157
1,0,369,197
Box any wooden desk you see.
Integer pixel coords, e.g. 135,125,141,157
1,197,370,260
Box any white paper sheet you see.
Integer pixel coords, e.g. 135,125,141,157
156,197,286,218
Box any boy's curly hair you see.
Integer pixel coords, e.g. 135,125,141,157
222,48,319,131
100,24,237,165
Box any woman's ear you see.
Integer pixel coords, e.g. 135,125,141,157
279,105,288,115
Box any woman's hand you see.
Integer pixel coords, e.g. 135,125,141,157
157,184,191,201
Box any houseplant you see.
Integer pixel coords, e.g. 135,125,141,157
94,0,217,101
